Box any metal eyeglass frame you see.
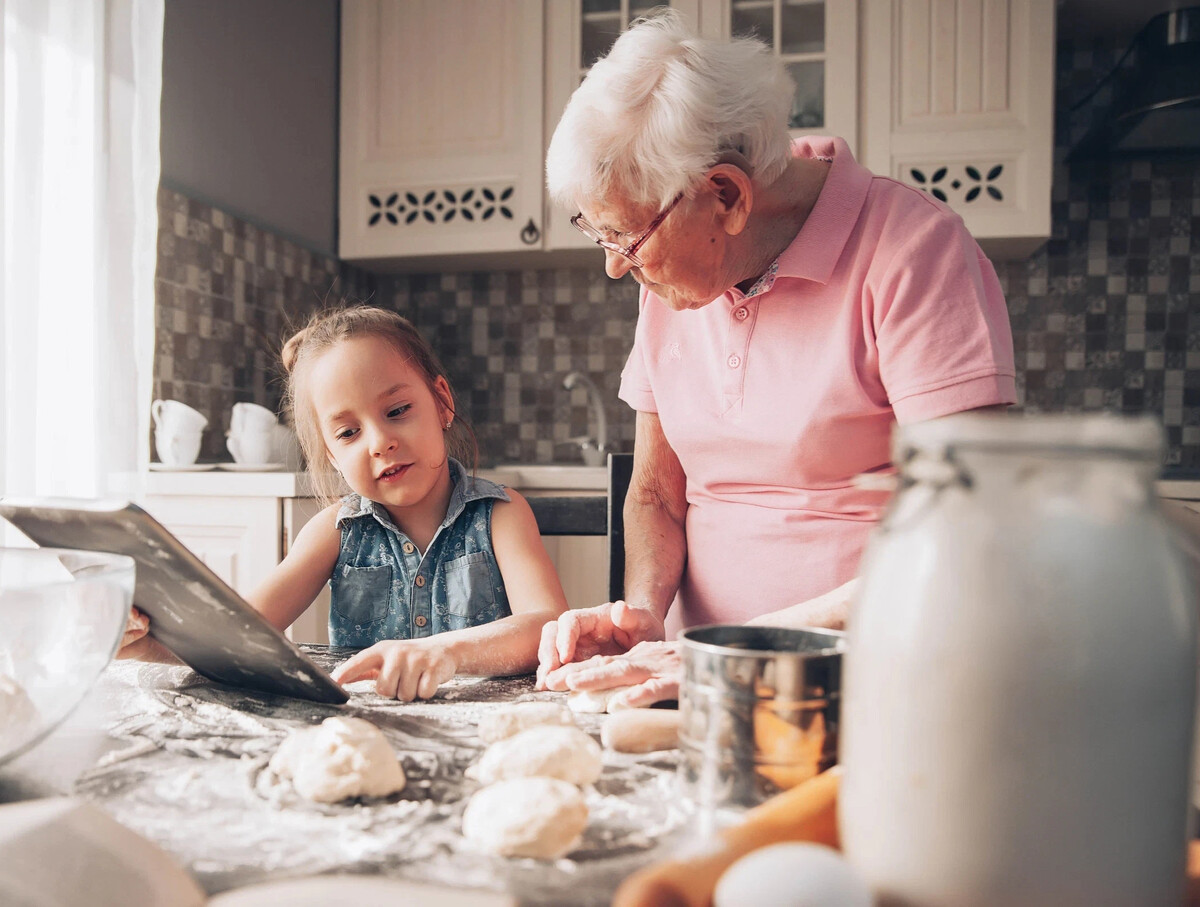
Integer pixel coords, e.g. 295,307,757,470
570,192,683,267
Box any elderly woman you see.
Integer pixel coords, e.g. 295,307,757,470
537,11,1015,705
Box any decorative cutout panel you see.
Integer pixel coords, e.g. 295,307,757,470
902,162,1012,206
367,186,515,227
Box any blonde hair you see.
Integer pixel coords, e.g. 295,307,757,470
546,7,795,211
281,305,477,506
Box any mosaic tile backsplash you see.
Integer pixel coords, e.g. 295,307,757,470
153,39,1200,474
153,186,376,461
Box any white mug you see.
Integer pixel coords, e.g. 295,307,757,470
227,428,276,466
151,399,208,436
155,429,203,467
230,402,279,437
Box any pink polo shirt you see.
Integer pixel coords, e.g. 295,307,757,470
618,136,1016,632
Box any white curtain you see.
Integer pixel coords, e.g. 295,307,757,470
1,0,162,500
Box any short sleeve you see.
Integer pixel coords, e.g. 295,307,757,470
872,209,1016,424
617,285,658,414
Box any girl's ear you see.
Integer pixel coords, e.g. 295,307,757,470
432,375,455,422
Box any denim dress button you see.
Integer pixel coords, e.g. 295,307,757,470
415,575,426,587
402,542,415,554
415,615,427,627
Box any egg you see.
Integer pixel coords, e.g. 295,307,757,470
713,842,873,907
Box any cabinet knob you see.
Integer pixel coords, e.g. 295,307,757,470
520,218,541,245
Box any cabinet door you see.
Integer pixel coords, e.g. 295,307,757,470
282,498,331,646
141,496,282,598
544,0,703,251
698,0,858,152
340,0,545,260
859,0,1055,257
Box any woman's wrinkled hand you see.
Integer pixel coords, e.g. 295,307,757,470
331,639,458,701
535,600,665,690
544,640,682,707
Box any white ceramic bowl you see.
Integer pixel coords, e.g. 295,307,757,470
0,547,135,766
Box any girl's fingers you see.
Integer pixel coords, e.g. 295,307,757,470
416,665,442,700
374,657,403,700
331,648,381,684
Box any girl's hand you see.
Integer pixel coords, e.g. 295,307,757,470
116,607,150,659
331,639,458,701
115,607,180,664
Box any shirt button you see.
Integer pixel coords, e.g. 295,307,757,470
415,575,426,587
734,307,748,320
402,542,415,554
415,615,427,627
727,354,741,369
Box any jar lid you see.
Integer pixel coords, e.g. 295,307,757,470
895,412,1164,460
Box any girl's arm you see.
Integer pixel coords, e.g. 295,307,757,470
332,490,568,698
244,503,342,632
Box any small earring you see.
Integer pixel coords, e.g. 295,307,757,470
444,419,452,430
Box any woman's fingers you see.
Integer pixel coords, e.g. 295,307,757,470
613,675,680,708
555,603,614,664
535,620,562,689
566,656,652,691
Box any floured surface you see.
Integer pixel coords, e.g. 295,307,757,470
72,649,693,905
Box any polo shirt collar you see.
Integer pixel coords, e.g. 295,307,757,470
772,136,873,286
335,458,510,534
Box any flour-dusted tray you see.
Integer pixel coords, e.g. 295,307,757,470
0,497,346,704
70,661,693,906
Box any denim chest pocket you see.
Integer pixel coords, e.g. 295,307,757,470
442,552,496,628
332,563,393,634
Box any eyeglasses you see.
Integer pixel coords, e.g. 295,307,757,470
570,193,683,268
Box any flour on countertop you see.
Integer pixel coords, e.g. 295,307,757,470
74,651,694,906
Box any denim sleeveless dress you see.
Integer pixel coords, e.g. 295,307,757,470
328,459,512,647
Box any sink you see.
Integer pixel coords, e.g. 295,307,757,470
479,463,607,491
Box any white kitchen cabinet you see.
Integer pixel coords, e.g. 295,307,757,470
547,0,857,249
342,0,1049,265
339,0,547,262
695,0,858,150
141,490,331,645
859,0,1056,258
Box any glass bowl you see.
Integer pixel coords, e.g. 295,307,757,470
0,547,135,767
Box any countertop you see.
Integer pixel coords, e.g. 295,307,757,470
0,651,691,906
137,464,609,496
135,469,1200,501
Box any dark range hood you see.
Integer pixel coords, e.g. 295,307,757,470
1068,6,1200,162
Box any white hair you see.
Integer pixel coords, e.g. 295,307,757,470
546,8,795,211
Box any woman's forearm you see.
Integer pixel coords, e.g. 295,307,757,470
622,492,688,623
745,577,861,631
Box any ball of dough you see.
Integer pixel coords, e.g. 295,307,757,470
462,777,588,860
468,725,602,786
269,716,406,803
713,842,872,907
477,700,575,744
0,674,38,744
567,685,637,714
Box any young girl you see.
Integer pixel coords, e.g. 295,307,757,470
123,305,568,701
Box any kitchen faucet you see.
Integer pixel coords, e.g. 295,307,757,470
562,371,608,467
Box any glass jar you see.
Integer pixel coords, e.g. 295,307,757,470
839,413,1197,907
